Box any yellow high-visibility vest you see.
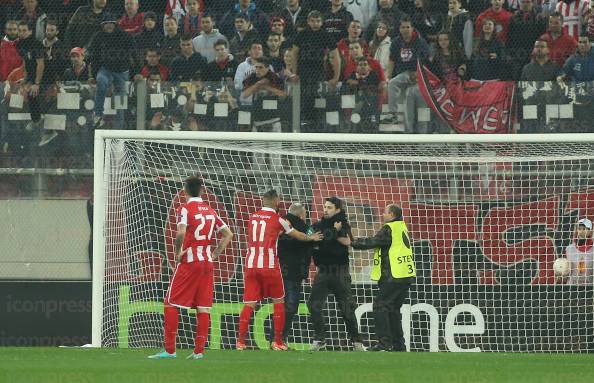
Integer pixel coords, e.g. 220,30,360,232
370,221,416,281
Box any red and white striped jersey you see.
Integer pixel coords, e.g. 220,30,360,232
246,207,293,269
556,0,590,39
177,197,228,264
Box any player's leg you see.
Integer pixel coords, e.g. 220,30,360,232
238,270,261,349
189,265,214,359
307,268,331,350
265,269,287,350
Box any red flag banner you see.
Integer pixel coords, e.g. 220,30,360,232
417,61,515,134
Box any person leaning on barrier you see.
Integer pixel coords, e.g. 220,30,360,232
351,204,415,352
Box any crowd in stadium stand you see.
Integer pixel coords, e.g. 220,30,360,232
1,0,594,150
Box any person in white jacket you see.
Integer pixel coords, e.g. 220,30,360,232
343,0,377,30
192,15,229,63
369,20,391,72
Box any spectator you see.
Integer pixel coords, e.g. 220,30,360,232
430,31,467,82
344,56,381,131
162,16,181,67
136,48,169,81
41,19,68,84
276,0,307,39
369,20,391,72
280,47,297,80
119,0,144,35
169,34,207,81
204,39,238,83
270,16,292,50
583,1,594,40
64,0,108,49
411,0,443,46
443,0,473,59
507,0,547,79
342,39,385,84
539,12,578,66
0,19,22,148
165,0,188,25
292,10,340,129
13,0,47,41
323,0,353,46
134,12,163,70
558,35,594,81
521,39,559,80
180,0,202,37
555,0,589,40
192,14,228,63
470,17,505,80
63,47,90,81
336,20,369,64
475,0,513,42
219,0,270,39
235,40,265,104
15,21,54,145
386,17,429,124
229,14,260,63
241,56,286,133
87,14,134,129
266,32,284,72
365,0,406,41
345,0,377,31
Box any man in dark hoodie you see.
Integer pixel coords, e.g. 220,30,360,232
87,13,134,129
352,204,415,352
278,203,314,343
64,0,108,49
307,197,367,352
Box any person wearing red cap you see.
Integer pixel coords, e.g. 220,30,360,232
63,47,90,81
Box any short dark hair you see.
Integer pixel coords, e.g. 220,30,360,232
18,20,31,30
250,40,263,50
387,204,403,220
235,14,250,22
348,39,365,47
325,196,343,210
185,176,203,197
181,33,193,42
145,47,160,55
263,189,279,200
45,18,59,28
355,56,368,63
550,11,564,22
253,56,271,67
400,16,412,25
307,10,323,20
268,32,282,39
203,13,215,21
214,39,228,48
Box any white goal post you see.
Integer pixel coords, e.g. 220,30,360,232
93,131,594,352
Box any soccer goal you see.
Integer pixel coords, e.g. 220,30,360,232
93,131,594,352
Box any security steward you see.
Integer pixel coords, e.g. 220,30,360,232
352,204,415,351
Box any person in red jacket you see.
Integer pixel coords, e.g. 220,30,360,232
342,39,385,85
0,20,22,83
119,0,144,35
539,11,578,67
475,0,513,42
135,48,170,81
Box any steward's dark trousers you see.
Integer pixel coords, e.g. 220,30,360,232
374,280,410,350
307,264,361,342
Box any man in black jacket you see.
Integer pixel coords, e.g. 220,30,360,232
352,204,415,352
307,197,366,351
87,14,134,129
278,203,314,343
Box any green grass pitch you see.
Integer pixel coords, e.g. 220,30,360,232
1,348,594,383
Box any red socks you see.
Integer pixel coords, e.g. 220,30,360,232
238,305,254,344
194,312,210,354
273,303,285,344
164,305,179,354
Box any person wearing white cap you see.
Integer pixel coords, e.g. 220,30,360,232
558,218,593,285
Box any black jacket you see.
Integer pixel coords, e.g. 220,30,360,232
352,218,414,284
87,28,134,73
278,213,313,281
312,211,352,267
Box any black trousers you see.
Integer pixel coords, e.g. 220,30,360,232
282,278,303,340
307,265,361,342
374,280,410,350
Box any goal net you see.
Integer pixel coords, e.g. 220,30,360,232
94,131,594,352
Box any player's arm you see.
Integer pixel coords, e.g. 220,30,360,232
174,224,187,262
212,226,233,261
